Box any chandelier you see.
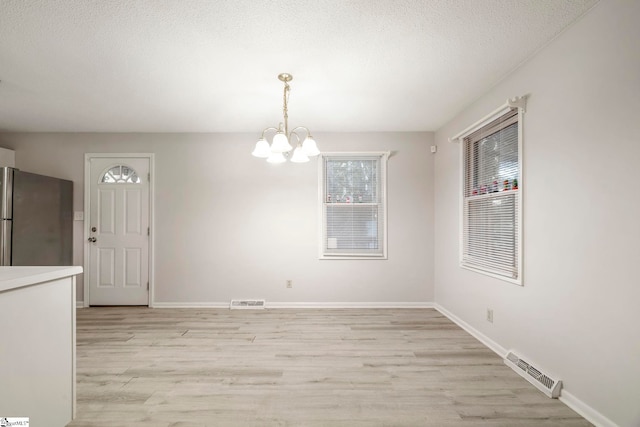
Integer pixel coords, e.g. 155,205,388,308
252,73,319,163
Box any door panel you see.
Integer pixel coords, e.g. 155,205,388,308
125,189,141,234
124,248,141,287
98,248,115,287
88,157,149,306
99,189,115,235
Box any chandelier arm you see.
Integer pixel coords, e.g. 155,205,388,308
260,126,280,139
290,126,312,139
288,132,301,147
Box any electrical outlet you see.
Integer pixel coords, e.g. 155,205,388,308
286,280,292,288
486,309,494,323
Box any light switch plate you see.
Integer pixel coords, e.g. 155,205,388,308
74,211,84,221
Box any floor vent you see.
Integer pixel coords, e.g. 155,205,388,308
504,351,562,398
229,299,266,310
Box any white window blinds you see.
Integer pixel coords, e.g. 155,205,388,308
462,108,521,281
320,153,388,258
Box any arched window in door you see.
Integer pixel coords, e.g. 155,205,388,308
100,165,141,184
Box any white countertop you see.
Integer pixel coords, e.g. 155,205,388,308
0,266,83,293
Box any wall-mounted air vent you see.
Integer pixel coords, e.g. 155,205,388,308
230,299,266,310
504,351,562,398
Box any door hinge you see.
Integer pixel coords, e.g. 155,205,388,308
147,282,149,290
147,227,150,236
148,172,150,182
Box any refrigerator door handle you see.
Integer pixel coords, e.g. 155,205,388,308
0,220,11,266
1,167,14,220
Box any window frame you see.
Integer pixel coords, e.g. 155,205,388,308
452,97,526,286
99,164,142,184
318,152,389,260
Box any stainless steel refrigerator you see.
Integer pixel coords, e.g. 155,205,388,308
0,167,73,266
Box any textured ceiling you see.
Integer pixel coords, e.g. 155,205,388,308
0,0,598,132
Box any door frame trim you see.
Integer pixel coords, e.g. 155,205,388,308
83,153,155,307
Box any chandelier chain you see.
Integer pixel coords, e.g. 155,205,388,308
282,81,290,136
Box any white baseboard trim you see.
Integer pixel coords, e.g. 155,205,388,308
433,303,507,358
434,303,619,427
76,301,85,308
560,390,619,427
152,301,434,309
152,302,229,308
268,302,434,309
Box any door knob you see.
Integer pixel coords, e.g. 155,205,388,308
88,237,97,243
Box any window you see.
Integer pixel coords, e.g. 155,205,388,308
460,104,523,284
320,152,388,259
100,165,141,184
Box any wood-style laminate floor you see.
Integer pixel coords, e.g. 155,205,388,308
68,307,591,427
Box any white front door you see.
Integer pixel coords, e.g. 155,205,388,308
87,156,150,305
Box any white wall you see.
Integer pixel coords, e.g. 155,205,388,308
0,131,434,305
434,1,640,426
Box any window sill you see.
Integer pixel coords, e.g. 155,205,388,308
320,254,387,260
460,264,522,286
